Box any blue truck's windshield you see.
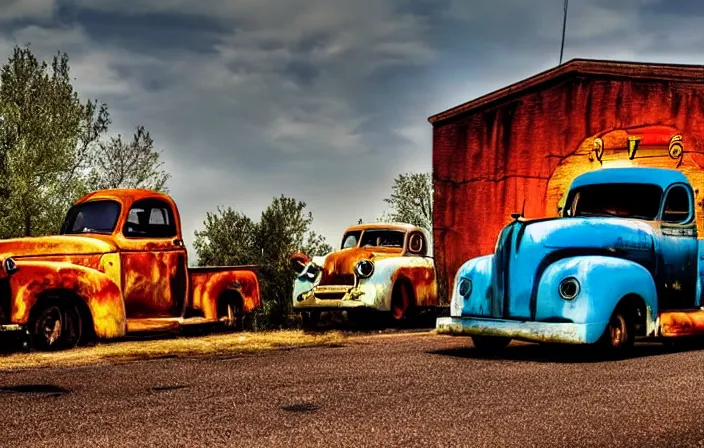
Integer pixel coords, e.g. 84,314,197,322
565,183,662,220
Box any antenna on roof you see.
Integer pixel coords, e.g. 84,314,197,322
559,0,569,65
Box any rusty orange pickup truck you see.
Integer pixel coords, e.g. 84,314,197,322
0,189,260,350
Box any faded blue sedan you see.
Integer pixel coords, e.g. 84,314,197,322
437,167,704,356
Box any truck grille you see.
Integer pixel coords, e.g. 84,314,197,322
492,223,515,318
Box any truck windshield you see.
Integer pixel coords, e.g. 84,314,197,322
566,183,662,220
341,231,362,249
60,200,122,235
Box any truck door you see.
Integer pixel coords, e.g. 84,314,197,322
120,198,188,318
657,183,698,310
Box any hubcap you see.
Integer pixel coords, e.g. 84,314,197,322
227,304,235,326
610,314,626,347
40,307,62,346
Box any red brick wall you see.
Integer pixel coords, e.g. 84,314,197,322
432,74,704,303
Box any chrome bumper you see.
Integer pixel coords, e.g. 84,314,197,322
436,316,606,345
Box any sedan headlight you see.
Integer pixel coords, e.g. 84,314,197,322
558,277,580,300
303,263,321,282
354,260,374,278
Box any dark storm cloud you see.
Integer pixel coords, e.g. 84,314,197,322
0,0,700,255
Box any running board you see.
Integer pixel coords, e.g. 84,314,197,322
660,310,704,337
126,317,216,333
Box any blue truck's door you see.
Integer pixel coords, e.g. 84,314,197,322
657,183,698,310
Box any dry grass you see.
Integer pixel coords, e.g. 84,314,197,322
0,330,346,371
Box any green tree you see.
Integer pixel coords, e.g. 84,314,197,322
193,195,332,329
88,125,170,192
381,172,433,231
0,45,109,237
193,207,259,267
0,44,170,238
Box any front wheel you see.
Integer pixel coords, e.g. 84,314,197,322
301,311,320,330
31,302,83,351
471,335,511,355
597,307,635,356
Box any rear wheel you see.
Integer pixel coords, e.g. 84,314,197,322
218,291,245,331
471,335,511,355
31,302,83,351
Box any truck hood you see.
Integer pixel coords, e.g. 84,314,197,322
516,216,656,252
320,246,401,274
0,235,117,260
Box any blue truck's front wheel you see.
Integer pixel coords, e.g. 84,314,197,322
597,306,636,355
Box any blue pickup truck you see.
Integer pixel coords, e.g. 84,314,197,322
436,166,704,355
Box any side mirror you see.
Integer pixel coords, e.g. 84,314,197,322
290,252,311,274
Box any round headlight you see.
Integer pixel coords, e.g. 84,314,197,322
354,259,374,278
3,257,17,275
558,277,580,300
458,278,472,297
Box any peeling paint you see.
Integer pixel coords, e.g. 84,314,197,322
0,188,260,341
292,223,437,315
440,166,704,347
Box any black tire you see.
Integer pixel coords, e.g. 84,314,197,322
301,311,320,330
31,302,82,351
471,335,511,355
598,306,635,356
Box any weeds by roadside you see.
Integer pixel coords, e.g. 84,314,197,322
0,330,346,371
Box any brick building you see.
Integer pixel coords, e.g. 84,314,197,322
429,58,704,302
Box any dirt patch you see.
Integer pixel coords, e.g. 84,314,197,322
0,330,346,371
280,402,321,413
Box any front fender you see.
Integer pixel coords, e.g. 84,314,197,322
536,255,658,342
450,255,494,317
190,269,261,319
9,260,127,339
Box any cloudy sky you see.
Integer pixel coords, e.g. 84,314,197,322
0,0,701,257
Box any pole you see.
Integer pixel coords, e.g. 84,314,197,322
559,0,568,65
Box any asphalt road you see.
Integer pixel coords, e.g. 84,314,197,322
3,332,704,448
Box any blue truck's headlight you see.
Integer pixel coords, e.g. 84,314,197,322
458,278,472,297
558,277,580,300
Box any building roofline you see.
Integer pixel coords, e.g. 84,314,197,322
428,58,704,125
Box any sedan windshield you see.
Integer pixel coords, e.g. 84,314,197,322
60,200,121,235
565,183,662,220
359,230,405,248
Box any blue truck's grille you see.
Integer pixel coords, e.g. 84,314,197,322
492,223,515,318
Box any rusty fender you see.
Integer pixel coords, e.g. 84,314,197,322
9,259,127,339
189,268,261,320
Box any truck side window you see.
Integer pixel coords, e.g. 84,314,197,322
662,186,691,224
124,199,177,238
